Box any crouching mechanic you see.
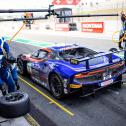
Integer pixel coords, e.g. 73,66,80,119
0,36,20,95
0,53,20,95
7,53,20,90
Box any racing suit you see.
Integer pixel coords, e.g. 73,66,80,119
10,63,20,90
0,60,15,95
0,37,10,95
0,37,9,55
0,37,19,95
121,12,126,31
0,55,20,95
119,12,126,51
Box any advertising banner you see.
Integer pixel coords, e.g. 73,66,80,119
52,0,80,5
55,23,69,31
81,22,104,33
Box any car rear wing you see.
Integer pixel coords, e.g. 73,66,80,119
70,52,122,70
109,48,126,59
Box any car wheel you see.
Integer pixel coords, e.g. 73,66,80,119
17,59,27,75
49,74,64,99
112,75,122,88
0,92,30,118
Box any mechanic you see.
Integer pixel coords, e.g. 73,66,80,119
0,36,9,56
118,29,125,50
118,11,126,49
0,36,9,95
7,53,20,90
0,53,20,95
0,37,19,95
121,11,126,31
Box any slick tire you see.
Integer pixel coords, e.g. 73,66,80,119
112,75,123,88
0,92,30,118
49,73,64,99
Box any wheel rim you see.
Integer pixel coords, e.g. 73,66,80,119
50,76,63,97
5,93,23,102
18,60,23,74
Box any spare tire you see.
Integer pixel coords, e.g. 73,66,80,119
0,92,30,118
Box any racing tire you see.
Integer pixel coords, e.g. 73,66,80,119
49,74,64,99
109,48,118,53
112,75,122,88
17,59,27,75
0,92,30,118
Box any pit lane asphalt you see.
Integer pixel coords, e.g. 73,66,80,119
10,40,126,126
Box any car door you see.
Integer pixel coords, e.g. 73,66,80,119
37,50,51,87
30,50,50,87
29,50,42,80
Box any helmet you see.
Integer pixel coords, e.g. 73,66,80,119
6,53,16,63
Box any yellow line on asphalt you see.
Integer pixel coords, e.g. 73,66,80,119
19,76,74,116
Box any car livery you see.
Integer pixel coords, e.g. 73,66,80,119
17,45,126,99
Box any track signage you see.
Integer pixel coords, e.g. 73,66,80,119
81,22,104,33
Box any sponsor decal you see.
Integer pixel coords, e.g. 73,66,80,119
81,22,104,33
101,79,113,87
31,76,47,87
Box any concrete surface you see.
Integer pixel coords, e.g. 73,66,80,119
0,116,31,126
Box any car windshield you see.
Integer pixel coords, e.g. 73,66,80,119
31,50,48,59
38,51,48,59
59,47,97,60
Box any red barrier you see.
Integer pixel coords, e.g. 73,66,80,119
52,0,80,5
81,22,104,33
55,23,69,31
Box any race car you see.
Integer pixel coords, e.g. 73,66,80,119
17,44,126,99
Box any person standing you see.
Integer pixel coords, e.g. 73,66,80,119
121,11,126,31
118,11,126,49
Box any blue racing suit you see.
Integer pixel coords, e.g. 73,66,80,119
0,64,15,94
0,37,9,55
0,37,19,95
0,56,18,95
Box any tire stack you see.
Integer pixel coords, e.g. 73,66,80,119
0,92,30,118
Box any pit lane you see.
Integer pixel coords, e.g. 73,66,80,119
10,37,126,126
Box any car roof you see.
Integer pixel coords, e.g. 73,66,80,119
49,44,80,52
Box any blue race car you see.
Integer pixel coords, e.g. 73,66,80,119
17,45,126,99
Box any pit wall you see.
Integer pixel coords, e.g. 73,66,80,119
0,18,122,39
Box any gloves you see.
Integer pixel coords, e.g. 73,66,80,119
15,81,20,90
119,46,123,50
0,85,7,96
